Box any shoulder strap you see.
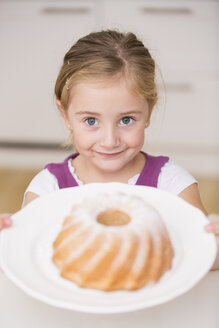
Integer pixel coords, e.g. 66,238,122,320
44,153,79,189
136,152,169,187
45,152,169,189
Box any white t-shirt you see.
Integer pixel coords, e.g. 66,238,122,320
23,159,197,204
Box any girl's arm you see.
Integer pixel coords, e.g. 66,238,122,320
178,183,207,215
178,183,219,270
23,191,39,206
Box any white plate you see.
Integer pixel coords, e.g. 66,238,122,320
0,183,217,314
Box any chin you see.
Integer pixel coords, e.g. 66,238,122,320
94,159,131,174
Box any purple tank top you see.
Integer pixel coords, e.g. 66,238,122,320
45,152,169,189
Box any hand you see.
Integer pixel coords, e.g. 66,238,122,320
205,214,219,270
0,213,12,231
205,214,219,235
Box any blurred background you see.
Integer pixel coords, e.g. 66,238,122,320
0,0,218,213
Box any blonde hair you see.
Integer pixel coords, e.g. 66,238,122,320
55,29,157,111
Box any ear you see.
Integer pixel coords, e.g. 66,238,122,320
145,98,157,128
56,99,71,130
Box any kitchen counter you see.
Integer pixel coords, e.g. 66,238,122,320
1,270,219,328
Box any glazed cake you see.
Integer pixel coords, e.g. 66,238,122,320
52,192,174,291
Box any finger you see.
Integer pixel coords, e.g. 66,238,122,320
205,222,219,235
0,213,12,218
0,216,12,231
208,214,219,223
210,222,219,235
205,214,219,234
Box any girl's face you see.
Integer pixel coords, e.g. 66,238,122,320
59,77,152,175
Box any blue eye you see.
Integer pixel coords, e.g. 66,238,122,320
86,117,97,126
120,117,134,125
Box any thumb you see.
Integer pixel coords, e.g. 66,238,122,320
0,214,12,231
205,214,219,234
208,214,219,222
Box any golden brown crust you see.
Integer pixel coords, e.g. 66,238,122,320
52,203,174,291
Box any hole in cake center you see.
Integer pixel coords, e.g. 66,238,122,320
97,209,131,226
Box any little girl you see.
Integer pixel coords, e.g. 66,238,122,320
0,29,219,268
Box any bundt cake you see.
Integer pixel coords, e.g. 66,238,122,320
52,192,174,291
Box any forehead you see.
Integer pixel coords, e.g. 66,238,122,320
68,76,148,110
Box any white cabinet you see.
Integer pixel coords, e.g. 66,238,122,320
148,75,219,145
103,1,219,74
0,0,218,174
0,1,99,143
101,0,219,173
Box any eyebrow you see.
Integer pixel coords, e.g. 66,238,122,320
119,110,143,116
75,110,143,116
75,111,101,116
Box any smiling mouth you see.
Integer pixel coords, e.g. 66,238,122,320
95,150,124,158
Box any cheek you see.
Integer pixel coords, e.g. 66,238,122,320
72,127,96,149
124,127,145,147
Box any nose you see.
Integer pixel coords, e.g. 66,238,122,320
99,124,120,149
